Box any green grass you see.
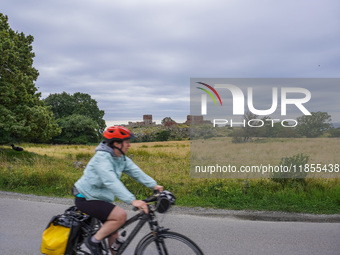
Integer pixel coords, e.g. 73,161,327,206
0,142,339,214
179,179,340,214
0,148,79,197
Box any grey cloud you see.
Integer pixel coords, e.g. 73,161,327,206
2,0,340,123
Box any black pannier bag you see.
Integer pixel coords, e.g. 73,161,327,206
41,206,89,255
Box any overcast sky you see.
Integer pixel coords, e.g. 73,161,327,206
2,0,340,125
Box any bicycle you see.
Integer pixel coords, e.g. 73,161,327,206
72,191,204,255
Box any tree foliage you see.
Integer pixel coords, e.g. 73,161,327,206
161,117,176,125
329,127,340,137
155,130,171,141
0,13,60,143
296,112,332,138
53,114,101,144
231,111,334,142
232,112,264,143
44,92,106,143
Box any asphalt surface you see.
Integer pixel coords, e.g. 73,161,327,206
1,191,340,255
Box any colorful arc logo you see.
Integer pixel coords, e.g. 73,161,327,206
196,82,223,106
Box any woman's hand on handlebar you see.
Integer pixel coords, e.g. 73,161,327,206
132,200,149,214
153,185,163,192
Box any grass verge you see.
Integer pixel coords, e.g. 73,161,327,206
0,141,339,214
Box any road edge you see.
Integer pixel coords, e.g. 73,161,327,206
1,191,339,223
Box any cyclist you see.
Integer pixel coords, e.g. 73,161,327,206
73,126,163,255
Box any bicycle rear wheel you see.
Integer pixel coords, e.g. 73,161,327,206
135,231,204,255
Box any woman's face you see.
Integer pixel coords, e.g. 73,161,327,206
114,140,131,156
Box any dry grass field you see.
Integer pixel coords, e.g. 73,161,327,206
22,137,340,168
192,137,340,165
1,138,339,213
191,137,340,178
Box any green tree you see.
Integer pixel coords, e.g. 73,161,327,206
262,120,299,138
329,127,340,137
42,92,74,119
53,114,100,144
0,13,60,143
161,117,176,125
232,112,262,142
296,112,332,138
73,92,106,133
44,92,106,143
155,130,171,141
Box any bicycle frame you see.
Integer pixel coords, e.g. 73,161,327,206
75,212,151,255
115,207,161,255
74,191,178,255
76,207,203,255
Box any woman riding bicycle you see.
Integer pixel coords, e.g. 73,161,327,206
73,126,163,255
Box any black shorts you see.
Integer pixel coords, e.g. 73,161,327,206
75,197,116,222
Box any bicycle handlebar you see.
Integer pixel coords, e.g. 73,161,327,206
142,190,160,203
132,190,160,212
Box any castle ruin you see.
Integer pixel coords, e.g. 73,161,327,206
126,114,207,127
128,114,156,127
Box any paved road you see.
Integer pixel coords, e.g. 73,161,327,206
0,194,339,255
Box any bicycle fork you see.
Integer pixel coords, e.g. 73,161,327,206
149,220,170,255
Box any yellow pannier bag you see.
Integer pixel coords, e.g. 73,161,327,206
41,206,88,255
41,223,70,254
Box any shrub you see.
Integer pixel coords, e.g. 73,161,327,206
271,153,309,187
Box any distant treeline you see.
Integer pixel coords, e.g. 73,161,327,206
191,111,340,142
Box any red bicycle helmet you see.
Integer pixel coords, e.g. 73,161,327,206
103,126,136,143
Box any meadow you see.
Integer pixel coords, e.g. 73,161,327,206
191,137,340,178
0,138,339,214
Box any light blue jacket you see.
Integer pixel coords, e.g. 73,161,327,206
74,142,157,204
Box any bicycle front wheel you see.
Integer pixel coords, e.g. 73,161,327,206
135,231,204,255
